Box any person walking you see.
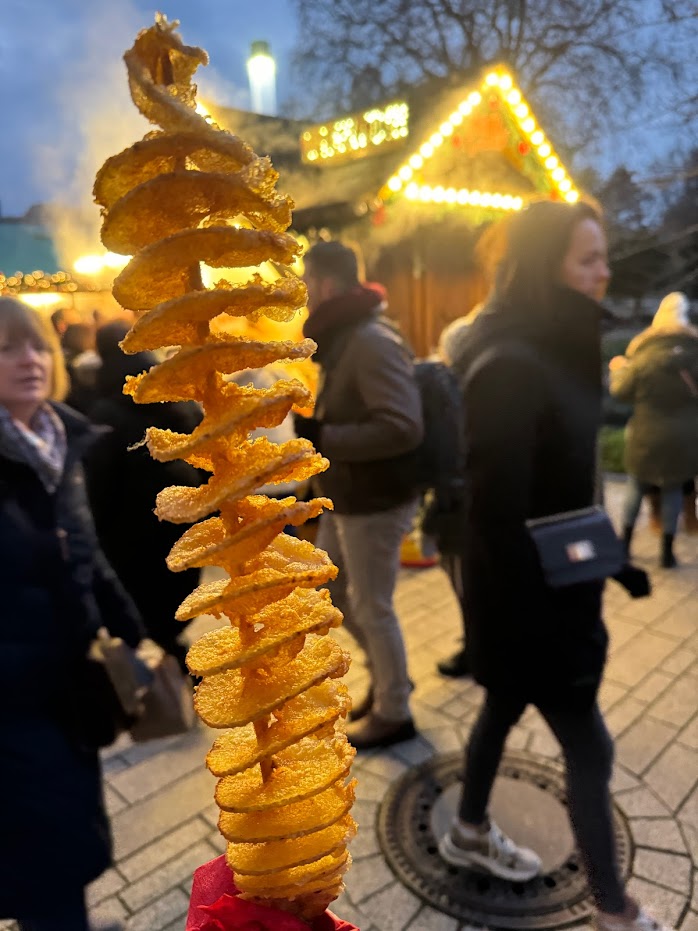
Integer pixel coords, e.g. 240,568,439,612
0,297,142,930
84,320,204,673
294,240,423,750
439,202,672,931
610,291,698,568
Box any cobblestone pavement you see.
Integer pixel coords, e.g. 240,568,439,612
2,481,696,931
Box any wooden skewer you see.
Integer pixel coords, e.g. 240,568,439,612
254,718,273,781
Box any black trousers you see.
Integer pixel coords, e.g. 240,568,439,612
459,691,626,915
17,887,89,931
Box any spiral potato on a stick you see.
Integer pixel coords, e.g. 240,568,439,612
95,16,356,921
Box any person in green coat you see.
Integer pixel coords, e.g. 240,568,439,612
610,292,698,567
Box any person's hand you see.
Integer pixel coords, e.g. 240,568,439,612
609,355,628,372
293,413,322,448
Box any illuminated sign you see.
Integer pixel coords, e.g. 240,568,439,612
301,102,409,165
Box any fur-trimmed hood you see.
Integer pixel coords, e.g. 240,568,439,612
626,324,698,358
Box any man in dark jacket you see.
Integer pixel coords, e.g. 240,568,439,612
295,241,424,749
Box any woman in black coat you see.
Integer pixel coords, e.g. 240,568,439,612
85,321,203,672
441,202,669,931
0,298,143,928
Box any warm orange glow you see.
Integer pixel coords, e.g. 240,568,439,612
382,66,580,209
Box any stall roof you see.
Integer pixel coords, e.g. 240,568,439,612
206,64,581,228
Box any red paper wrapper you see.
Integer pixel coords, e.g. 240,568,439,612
186,855,359,931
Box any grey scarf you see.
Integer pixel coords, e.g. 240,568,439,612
0,403,67,492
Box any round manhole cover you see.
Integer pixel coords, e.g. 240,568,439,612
377,751,633,929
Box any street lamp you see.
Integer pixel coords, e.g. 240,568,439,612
246,40,277,116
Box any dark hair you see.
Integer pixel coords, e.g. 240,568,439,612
304,240,361,291
61,322,95,356
493,200,603,313
95,320,157,396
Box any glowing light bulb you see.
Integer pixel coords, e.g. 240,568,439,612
469,191,482,205
405,182,419,199
499,74,513,90
565,190,579,203
388,176,402,192
552,167,565,181
515,103,529,119
538,143,551,158
433,185,445,202
522,118,536,134
430,132,444,147
468,92,482,106
440,121,454,136
458,101,472,116
409,154,423,169
507,90,521,105
420,142,434,158
398,165,413,181
457,189,469,205
485,72,500,86
446,188,457,203
512,197,524,210
545,155,558,169
420,185,432,202
559,178,572,192
450,111,463,125
531,131,544,145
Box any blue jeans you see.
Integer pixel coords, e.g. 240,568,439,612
622,476,683,535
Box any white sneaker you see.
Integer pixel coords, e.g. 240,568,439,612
438,818,542,882
596,902,675,931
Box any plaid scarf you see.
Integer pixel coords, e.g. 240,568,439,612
0,403,67,492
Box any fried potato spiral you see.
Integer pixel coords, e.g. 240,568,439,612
97,15,354,920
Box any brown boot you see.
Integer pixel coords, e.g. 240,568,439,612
683,493,698,534
346,711,416,749
348,686,373,722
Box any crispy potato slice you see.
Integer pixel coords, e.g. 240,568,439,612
195,636,350,728
101,170,292,253
113,226,300,311
225,814,356,875
124,338,316,403
145,380,311,463
186,589,343,676
219,779,356,843
94,131,271,210
205,681,350,777
155,438,327,522
168,497,331,573
120,276,307,353
175,535,337,620
215,736,355,812
233,851,350,897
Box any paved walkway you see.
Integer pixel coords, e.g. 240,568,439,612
3,480,696,931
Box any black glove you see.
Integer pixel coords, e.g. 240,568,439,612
293,414,322,448
612,563,651,599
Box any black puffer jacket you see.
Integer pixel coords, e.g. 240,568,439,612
0,403,142,918
85,349,204,664
451,287,608,711
610,326,698,486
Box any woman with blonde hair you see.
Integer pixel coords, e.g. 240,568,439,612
0,297,142,930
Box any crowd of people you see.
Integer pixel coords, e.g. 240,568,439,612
0,199,695,929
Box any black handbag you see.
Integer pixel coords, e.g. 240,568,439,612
526,505,624,588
